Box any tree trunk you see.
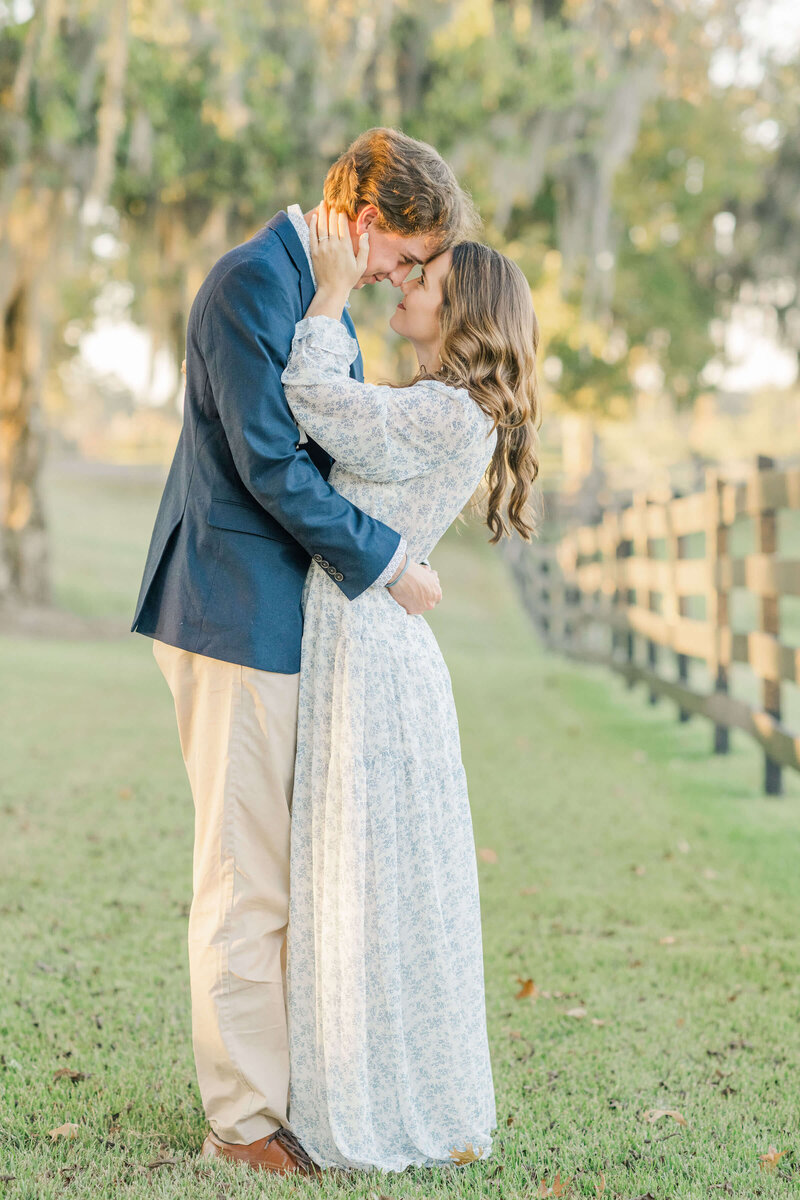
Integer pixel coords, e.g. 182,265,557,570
0,0,130,607
0,276,50,606
0,179,60,608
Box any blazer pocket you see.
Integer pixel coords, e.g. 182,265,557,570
207,498,295,544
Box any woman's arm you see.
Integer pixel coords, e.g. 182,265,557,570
281,315,492,482
202,257,403,598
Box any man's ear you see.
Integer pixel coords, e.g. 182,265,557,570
354,204,379,234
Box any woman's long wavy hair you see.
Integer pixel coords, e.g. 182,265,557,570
413,242,541,543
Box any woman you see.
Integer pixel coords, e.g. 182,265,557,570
281,207,540,1173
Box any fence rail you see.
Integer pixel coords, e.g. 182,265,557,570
506,455,800,794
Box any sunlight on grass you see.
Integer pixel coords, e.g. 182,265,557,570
1,471,798,1198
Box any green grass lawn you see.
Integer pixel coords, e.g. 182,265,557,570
1,470,799,1199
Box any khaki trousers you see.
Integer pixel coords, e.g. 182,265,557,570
152,639,300,1144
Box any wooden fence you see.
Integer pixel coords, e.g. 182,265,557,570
505,455,800,794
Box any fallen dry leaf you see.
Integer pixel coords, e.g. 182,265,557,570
515,977,539,1001
677,839,690,854
632,865,646,876
450,1143,483,1164
644,1108,687,1126
520,885,540,895
48,1123,80,1140
702,867,718,880
758,1145,787,1172
538,1171,573,1196
595,1173,606,1197
52,1068,85,1083
659,935,676,945
478,847,498,864
565,1006,587,1019
590,1018,606,1027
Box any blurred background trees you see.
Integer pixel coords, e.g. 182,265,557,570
1,0,798,605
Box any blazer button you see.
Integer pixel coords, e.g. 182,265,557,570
320,560,329,568
334,572,344,581
313,554,322,562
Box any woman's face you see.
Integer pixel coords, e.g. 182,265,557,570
389,249,452,347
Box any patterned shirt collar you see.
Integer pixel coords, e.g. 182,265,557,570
286,203,349,309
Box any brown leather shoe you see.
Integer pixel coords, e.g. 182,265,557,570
201,1126,321,1176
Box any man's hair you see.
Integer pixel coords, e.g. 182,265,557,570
323,127,480,252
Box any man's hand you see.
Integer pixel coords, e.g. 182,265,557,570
386,559,442,615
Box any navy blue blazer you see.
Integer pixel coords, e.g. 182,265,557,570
131,211,401,673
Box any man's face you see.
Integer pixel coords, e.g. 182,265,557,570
352,204,439,288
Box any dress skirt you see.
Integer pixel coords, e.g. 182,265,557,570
286,570,496,1172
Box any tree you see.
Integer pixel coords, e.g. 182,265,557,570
0,0,792,603
0,0,129,603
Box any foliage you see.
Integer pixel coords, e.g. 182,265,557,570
6,0,792,405
2,0,800,601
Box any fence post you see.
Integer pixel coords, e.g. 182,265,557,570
755,454,783,795
530,549,546,644
632,490,658,704
601,509,621,664
538,549,553,646
664,485,690,721
619,510,636,687
555,532,577,652
706,467,730,754
551,555,567,651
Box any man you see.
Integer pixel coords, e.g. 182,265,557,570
132,128,478,1175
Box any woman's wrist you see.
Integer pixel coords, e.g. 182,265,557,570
385,554,410,588
306,287,350,321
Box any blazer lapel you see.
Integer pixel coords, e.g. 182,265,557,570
267,211,315,313
268,210,363,387
342,307,364,381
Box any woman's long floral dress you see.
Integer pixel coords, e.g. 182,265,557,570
281,315,497,1172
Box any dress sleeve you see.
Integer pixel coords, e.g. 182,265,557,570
202,262,401,599
280,314,494,483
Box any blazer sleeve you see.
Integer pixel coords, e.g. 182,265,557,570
200,256,401,600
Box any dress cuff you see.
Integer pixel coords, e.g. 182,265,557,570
374,537,408,589
293,315,359,363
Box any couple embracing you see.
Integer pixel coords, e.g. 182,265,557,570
132,127,540,1176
